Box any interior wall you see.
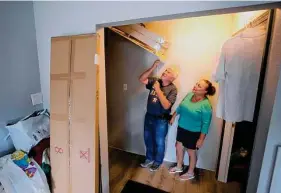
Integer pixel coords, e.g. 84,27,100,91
105,30,158,155
0,2,42,156
33,1,271,109
256,9,281,193
0,1,42,122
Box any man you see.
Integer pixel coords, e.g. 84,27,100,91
139,59,178,171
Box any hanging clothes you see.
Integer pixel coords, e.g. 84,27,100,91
213,25,267,122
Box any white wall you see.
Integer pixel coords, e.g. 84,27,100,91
257,9,281,193
105,30,158,155
33,1,269,109
145,14,233,170
0,2,42,122
0,2,42,157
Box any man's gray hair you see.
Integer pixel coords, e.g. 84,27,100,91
168,67,179,79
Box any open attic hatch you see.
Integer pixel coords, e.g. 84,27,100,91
108,10,269,62
109,24,169,61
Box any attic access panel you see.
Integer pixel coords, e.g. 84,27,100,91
109,24,169,61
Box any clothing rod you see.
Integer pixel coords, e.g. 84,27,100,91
232,10,270,37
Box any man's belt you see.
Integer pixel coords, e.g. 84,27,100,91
147,113,172,120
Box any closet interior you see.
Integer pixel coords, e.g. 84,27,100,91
103,9,273,193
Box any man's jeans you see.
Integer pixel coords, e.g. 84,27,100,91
144,113,168,165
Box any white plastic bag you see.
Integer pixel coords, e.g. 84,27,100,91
30,158,51,193
0,127,15,157
0,183,6,193
5,110,50,153
0,157,50,193
0,155,11,168
0,155,12,193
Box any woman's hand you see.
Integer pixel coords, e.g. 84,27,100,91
196,139,204,149
169,116,175,125
169,112,177,125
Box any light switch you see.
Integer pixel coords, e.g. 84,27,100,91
94,54,99,65
31,92,43,106
123,84,127,91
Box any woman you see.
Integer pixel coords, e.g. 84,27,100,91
168,79,216,180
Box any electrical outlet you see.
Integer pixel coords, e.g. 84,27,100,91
31,92,43,106
123,84,128,91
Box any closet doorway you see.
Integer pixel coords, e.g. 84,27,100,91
97,6,281,193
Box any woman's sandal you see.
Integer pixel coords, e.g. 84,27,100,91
179,172,195,181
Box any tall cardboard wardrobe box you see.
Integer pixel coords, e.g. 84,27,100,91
50,34,99,193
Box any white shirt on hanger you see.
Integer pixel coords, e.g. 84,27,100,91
213,25,266,122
